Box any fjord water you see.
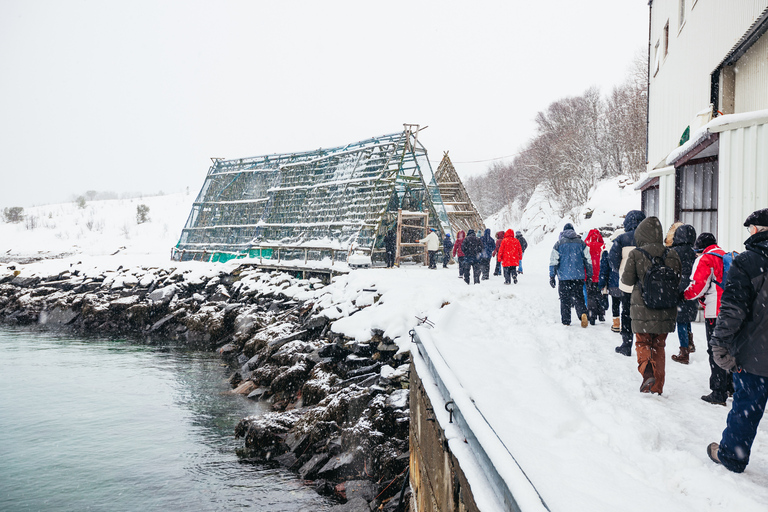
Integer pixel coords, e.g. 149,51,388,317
0,328,330,511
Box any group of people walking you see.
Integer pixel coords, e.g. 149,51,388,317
550,207,768,474
449,228,528,285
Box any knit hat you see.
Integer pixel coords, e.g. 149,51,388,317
693,232,717,252
563,223,574,231
743,208,768,227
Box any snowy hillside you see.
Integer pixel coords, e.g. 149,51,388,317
0,192,194,266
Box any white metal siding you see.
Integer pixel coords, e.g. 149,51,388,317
735,31,768,112
647,0,768,169
718,121,768,252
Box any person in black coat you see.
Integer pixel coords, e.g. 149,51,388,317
442,234,453,268
461,229,483,284
669,223,698,364
383,229,396,268
480,228,495,280
707,208,768,473
516,231,528,274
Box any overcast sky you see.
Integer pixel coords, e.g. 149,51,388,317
0,0,649,209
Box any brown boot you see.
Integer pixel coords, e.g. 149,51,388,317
611,317,621,333
688,332,696,353
671,346,689,364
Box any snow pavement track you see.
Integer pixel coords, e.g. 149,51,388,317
330,259,768,512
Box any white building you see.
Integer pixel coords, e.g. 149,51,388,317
640,0,768,251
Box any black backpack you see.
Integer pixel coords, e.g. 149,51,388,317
636,247,679,309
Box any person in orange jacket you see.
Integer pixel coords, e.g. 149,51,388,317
498,229,523,284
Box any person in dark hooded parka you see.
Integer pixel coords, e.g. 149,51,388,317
480,228,496,280
550,223,592,327
461,229,483,284
621,216,681,395
609,209,647,356
668,223,698,364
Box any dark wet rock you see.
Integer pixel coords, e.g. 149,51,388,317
39,306,79,326
246,387,269,400
344,480,378,502
329,497,370,512
317,450,365,481
298,453,331,480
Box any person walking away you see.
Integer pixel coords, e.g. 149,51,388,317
453,230,466,278
620,216,681,395
480,228,495,280
706,208,768,473
610,210,647,356
668,223,698,364
442,233,453,268
584,229,606,325
549,223,592,327
492,231,504,276
383,229,396,268
498,229,523,284
516,231,528,274
461,229,483,284
684,232,732,405
600,229,624,333
418,228,440,269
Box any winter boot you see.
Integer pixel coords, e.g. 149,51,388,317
707,443,721,465
611,318,621,333
688,332,696,353
615,338,632,356
671,346,690,364
701,392,727,406
580,313,589,328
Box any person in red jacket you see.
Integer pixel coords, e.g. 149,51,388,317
684,232,732,406
584,229,606,325
492,231,504,276
498,229,523,284
452,230,466,278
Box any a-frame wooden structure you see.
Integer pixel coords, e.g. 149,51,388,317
433,152,485,234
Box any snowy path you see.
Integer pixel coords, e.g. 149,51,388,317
331,255,768,511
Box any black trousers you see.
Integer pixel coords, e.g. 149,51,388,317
480,258,491,279
559,280,587,324
620,292,632,343
586,282,604,323
494,259,502,275
385,250,395,268
463,260,481,284
428,251,437,269
503,266,518,284
706,318,733,399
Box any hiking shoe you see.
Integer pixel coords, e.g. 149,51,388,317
615,342,632,356
581,313,588,328
611,318,621,333
640,376,656,393
701,392,727,406
707,443,721,464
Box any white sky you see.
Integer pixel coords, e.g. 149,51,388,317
0,0,649,209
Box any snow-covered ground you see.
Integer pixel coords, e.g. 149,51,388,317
2,180,766,511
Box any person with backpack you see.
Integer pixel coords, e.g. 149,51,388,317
584,229,606,325
620,216,681,395
600,229,625,334
498,229,523,284
549,223,592,327
480,228,496,280
516,231,528,274
452,230,466,278
610,210,647,356
461,229,483,284
666,223,699,364
706,208,768,473
684,232,733,405
492,231,504,276
442,233,453,268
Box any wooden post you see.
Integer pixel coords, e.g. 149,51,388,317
423,219,429,266
395,208,403,266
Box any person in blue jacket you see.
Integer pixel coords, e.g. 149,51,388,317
550,223,593,327
480,228,496,280
608,210,646,355
442,233,453,268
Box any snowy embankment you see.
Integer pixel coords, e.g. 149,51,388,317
1,179,767,511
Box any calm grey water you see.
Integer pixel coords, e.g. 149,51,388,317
0,328,331,512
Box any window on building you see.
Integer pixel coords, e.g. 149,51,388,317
642,184,660,219
676,159,718,236
664,21,670,58
653,40,661,75
679,0,686,30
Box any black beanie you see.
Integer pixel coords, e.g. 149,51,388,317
693,232,717,252
744,208,768,227
563,223,574,231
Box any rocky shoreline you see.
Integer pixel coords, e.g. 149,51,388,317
0,262,411,512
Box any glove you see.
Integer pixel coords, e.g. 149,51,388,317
550,276,556,288
712,345,737,372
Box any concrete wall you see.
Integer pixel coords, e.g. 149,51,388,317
410,362,481,512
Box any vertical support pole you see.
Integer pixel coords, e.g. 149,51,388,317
423,215,429,266
395,208,403,267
